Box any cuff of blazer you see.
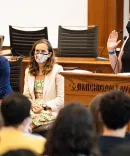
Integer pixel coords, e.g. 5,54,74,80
46,102,57,112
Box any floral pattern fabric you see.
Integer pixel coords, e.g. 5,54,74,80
31,80,55,126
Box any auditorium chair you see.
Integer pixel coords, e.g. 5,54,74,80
9,58,23,92
9,26,48,57
58,25,98,57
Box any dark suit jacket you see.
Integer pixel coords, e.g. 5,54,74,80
0,56,13,99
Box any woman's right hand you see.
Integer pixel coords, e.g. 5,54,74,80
107,30,121,52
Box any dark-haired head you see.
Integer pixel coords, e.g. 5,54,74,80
29,39,55,76
89,94,104,136
1,93,31,127
44,102,99,156
100,90,130,130
2,149,36,156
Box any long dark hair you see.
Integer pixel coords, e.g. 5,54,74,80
44,103,100,156
29,39,55,76
89,94,104,136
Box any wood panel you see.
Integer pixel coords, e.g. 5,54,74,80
88,0,123,57
61,72,130,105
116,0,124,32
88,0,106,53
61,71,130,131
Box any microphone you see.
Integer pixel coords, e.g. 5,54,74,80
96,30,123,61
10,47,27,60
124,36,127,41
119,30,123,34
10,48,14,60
113,36,127,74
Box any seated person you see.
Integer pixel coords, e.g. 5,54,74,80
0,93,46,155
23,39,64,128
98,90,130,156
89,93,130,139
2,149,36,156
0,56,13,99
108,21,130,73
44,103,100,156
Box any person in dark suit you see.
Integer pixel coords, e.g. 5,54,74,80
0,56,13,99
110,143,130,156
98,90,130,156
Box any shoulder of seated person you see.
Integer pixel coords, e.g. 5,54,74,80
0,56,8,62
53,64,63,71
25,68,30,73
25,68,34,77
24,132,46,141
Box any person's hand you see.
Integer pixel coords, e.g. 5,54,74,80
30,122,36,129
107,30,121,52
46,106,51,111
32,105,43,113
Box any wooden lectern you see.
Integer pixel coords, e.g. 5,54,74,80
60,71,130,106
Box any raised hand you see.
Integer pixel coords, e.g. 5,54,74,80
107,30,121,52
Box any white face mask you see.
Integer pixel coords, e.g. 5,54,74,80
35,54,49,63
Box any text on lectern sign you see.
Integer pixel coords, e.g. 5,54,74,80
70,83,130,93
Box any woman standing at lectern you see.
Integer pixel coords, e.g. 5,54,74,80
108,21,130,74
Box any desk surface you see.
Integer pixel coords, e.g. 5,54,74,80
55,57,110,65
6,56,112,93
1,50,11,56
6,56,111,65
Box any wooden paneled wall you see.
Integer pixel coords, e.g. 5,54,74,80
88,0,124,57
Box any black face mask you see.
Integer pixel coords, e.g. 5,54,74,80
126,21,130,34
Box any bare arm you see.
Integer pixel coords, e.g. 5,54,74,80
107,30,121,73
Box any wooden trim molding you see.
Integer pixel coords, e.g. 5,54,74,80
88,0,123,57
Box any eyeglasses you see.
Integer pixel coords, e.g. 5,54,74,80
34,50,49,55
